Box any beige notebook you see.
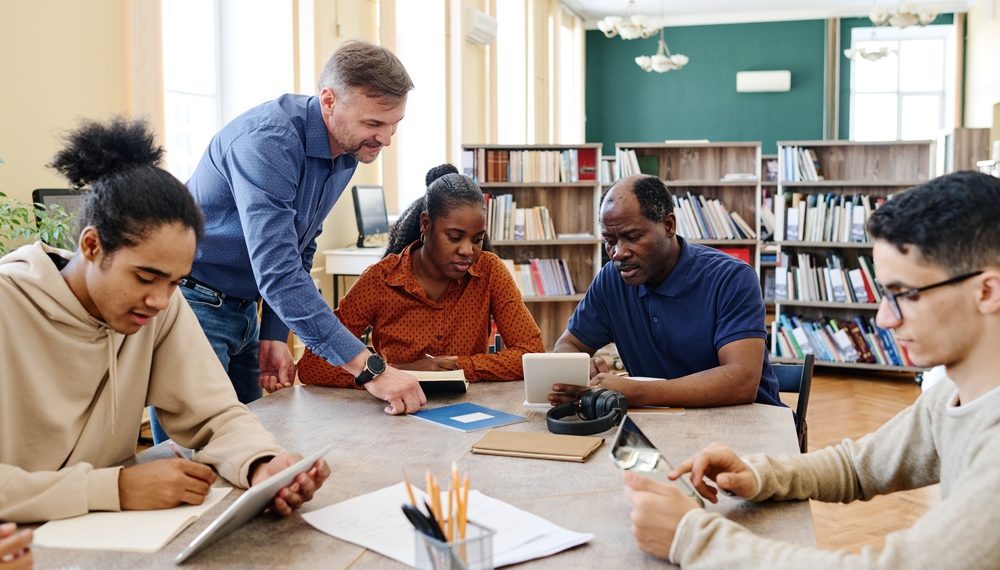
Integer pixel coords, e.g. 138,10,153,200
472,431,604,462
415,369,469,394
32,485,232,552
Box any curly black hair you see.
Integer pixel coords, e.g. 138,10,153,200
867,170,1000,274
386,167,491,256
49,117,204,254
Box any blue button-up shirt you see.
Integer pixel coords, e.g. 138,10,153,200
187,94,366,365
568,237,782,406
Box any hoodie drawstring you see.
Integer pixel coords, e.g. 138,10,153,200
106,329,119,434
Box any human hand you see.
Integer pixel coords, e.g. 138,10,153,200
623,471,699,560
668,443,758,503
259,340,296,393
0,523,32,570
250,454,331,517
364,365,427,414
119,458,217,510
395,356,459,372
589,355,610,378
547,382,590,406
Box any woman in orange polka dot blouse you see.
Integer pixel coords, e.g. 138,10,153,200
298,167,544,387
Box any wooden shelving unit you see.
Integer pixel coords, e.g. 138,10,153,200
772,140,934,374
615,142,762,276
463,143,603,350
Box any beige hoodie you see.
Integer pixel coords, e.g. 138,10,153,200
0,243,284,523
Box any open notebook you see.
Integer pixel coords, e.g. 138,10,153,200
32,485,232,552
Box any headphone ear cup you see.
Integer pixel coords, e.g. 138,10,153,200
581,388,604,420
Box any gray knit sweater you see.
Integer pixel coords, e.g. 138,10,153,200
671,377,1000,569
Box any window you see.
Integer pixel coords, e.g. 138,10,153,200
162,0,294,180
496,0,528,144
392,0,447,210
849,25,954,142
556,9,583,144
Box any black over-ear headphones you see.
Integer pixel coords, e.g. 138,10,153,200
546,388,628,436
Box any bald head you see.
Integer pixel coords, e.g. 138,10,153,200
602,175,674,223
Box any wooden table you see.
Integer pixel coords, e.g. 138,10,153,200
36,384,815,568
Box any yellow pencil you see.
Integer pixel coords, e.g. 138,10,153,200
460,475,470,539
403,473,417,506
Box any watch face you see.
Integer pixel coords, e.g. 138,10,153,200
367,353,386,375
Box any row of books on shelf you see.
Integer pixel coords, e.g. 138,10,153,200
484,194,558,241
780,146,824,182
673,192,757,240
599,156,617,185
500,258,577,297
759,189,776,240
784,193,883,243
772,252,882,304
773,314,913,367
462,148,598,183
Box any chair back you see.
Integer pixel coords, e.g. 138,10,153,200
773,354,815,453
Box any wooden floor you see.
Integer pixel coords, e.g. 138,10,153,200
783,370,938,553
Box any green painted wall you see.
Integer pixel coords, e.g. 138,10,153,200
586,20,827,155
837,14,954,139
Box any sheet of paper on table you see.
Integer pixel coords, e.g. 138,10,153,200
301,482,593,567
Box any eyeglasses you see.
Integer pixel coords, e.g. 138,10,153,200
877,270,983,320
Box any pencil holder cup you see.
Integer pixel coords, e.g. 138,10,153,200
413,521,494,570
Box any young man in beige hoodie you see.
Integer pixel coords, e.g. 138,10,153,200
0,119,329,523
623,170,1000,568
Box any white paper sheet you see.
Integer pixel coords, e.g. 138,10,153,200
302,482,593,567
33,485,232,552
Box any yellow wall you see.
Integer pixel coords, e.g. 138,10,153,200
964,0,1000,129
0,0,131,205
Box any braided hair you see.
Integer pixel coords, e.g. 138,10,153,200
49,117,204,253
385,166,491,256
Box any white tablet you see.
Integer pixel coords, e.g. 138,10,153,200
174,444,333,565
522,352,591,406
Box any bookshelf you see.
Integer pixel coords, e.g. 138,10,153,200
463,144,603,350
772,140,934,374
615,142,762,274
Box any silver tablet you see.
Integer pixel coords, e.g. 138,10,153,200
174,444,333,565
522,352,591,406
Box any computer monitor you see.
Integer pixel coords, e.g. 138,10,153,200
351,185,389,248
32,188,84,224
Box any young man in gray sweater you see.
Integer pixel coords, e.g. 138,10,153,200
623,170,1000,568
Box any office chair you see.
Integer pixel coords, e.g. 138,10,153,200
774,354,815,453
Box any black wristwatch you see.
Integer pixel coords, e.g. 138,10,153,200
354,353,387,386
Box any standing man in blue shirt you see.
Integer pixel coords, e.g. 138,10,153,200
150,41,425,443
550,175,781,408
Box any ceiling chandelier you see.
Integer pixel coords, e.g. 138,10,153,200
634,0,687,73
597,0,660,40
869,2,938,28
635,29,688,73
843,44,896,61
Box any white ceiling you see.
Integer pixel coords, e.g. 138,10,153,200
565,0,973,27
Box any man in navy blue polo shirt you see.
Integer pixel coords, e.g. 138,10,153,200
550,175,781,408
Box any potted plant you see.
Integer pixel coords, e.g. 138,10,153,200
0,191,76,255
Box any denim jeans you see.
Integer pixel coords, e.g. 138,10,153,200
149,286,262,444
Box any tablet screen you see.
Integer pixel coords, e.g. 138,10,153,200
174,444,333,564
522,353,590,405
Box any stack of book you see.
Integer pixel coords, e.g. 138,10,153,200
484,194,558,241
673,192,756,240
773,314,913,367
774,252,880,303
462,148,597,183
501,259,576,297
759,189,776,241
780,146,824,181
783,193,883,243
